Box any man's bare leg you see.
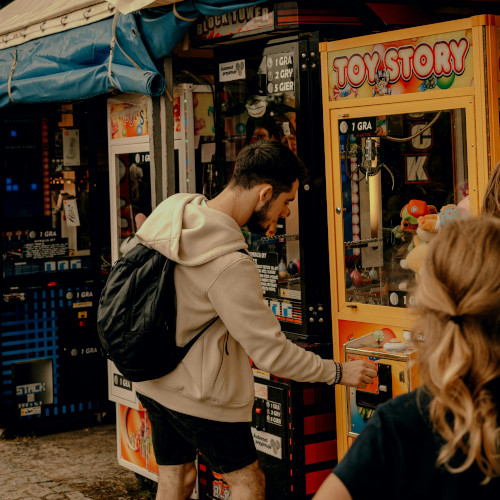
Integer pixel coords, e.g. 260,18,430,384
156,462,197,500
223,460,265,500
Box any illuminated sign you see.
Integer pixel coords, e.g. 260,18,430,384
327,30,473,100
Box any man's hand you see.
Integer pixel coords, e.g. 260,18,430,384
340,360,377,388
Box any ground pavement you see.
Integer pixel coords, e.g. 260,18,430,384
0,422,156,500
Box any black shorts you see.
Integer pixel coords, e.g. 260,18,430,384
137,394,258,474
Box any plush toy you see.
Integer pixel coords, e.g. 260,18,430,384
397,200,437,249
400,221,436,273
418,202,469,232
399,200,470,288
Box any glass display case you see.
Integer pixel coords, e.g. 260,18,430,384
107,96,154,264
339,106,469,309
216,35,328,338
113,147,152,258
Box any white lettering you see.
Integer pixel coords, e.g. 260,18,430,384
16,382,46,396
434,41,452,76
398,46,414,80
410,123,432,150
333,56,348,88
384,48,400,82
347,53,366,87
406,155,430,182
364,52,380,84
413,43,433,79
449,38,469,74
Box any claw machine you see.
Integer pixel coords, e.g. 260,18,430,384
320,15,500,457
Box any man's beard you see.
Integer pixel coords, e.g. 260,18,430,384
245,198,272,235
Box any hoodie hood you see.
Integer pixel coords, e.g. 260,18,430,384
135,193,247,266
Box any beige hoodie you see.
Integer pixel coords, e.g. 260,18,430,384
133,193,338,422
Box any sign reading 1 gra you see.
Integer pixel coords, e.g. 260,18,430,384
327,29,473,101
266,52,294,94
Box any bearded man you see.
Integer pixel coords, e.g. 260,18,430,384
133,140,377,500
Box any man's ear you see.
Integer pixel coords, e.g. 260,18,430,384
258,184,273,202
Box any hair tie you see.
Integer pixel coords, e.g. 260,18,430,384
449,314,463,326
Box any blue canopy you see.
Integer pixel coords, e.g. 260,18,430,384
0,0,266,108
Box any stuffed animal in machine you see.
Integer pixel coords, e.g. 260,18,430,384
399,201,470,289
417,202,469,232
399,217,438,279
396,199,437,250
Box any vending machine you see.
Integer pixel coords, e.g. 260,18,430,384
106,94,159,484
0,99,111,431
320,15,500,457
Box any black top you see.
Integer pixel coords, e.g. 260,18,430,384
334,387,499,500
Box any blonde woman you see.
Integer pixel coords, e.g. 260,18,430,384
483,161,500,217
314,216,500,500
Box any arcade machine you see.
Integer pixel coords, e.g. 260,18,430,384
107,90,214,495
320,15,500,457
0,98,111,432
189,7,338,499
106,94,159,486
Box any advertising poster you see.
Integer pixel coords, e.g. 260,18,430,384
193,92,215,136
327,29,473,101
109,101,149,139
119,404,158,475
62,129,80,166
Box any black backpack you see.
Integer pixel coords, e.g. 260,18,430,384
97,243,217,382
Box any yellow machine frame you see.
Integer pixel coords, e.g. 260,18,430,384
320,15,500,458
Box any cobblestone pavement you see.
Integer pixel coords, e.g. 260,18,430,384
0,422,156,500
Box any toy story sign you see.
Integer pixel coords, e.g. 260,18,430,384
327,30,473,101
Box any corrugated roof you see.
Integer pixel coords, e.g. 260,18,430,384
0,1,115,49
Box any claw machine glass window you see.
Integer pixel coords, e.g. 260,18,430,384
219,42,303,333
114,148,151,258
107,95,153,264
337,104,470,309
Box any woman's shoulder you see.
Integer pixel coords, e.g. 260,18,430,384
374,387,432,429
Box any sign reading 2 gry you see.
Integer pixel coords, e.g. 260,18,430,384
266,52,294,94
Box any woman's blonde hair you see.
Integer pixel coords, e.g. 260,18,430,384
412,216,500,482
482,161,500,217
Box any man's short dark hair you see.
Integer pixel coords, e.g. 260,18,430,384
230,140,307,199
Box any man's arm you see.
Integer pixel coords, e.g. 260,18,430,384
208,258,377,388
